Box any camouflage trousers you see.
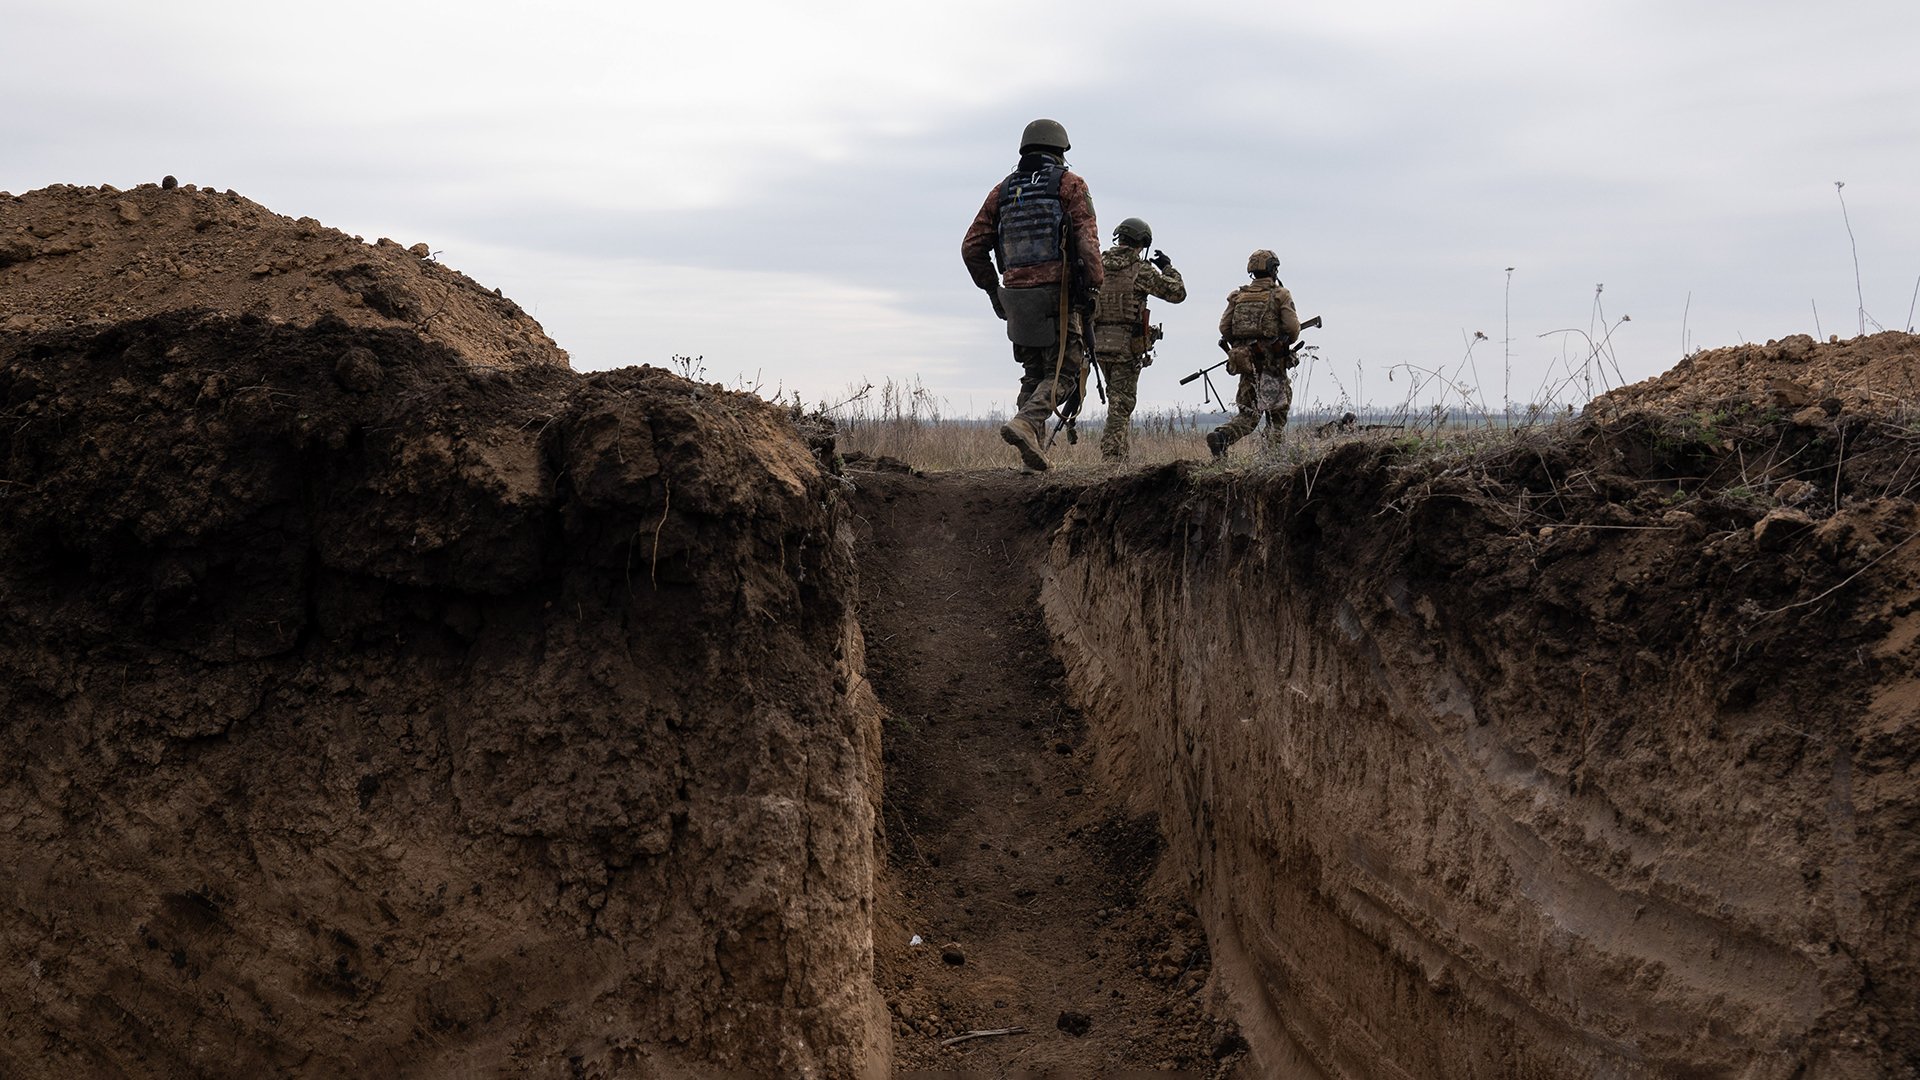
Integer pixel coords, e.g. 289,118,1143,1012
1011,332,1086,439
1095,354,1142,461
1210,368,1292,451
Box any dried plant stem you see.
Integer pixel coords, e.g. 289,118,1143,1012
1835,181,1866,337
1504,266,1515,422
940,1027,1028,1047
650,479,672,589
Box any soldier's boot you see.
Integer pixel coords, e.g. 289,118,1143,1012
1000,418,1050,471
1205,430,1229,459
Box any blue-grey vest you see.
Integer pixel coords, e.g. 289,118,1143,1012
995,163,1066,271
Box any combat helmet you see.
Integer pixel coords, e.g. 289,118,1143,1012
1247,249,1280,277
1113,217,1152,248
1020,118,1071,154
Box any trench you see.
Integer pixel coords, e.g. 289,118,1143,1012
853,467,1245,1075
853,438,1917,1079
5,307,1915,1078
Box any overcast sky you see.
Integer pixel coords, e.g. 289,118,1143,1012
7,0,1918,417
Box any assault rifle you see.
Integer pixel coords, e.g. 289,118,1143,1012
1046,320,1099,449
1179,314,1321,408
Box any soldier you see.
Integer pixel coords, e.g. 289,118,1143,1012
961,118,1102,471
1090,217,1185,462
1206,249,1302,458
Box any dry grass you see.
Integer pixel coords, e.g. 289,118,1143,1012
838,410,1216,471
829,376,1232,470
828,377,1559,474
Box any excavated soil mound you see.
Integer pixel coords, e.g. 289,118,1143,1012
1,183,567,370
1595,330,1920,416
0,309,882,1073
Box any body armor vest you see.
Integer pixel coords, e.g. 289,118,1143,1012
1092,248,1149,357
1225,280,1283,342
995,163,1067,271
1094,249,1146,327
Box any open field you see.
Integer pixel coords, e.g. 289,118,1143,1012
830,382,1567,473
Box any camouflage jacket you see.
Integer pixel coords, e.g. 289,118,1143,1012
961,154,1102,294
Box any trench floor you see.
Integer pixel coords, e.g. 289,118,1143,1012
851,465,1247,1076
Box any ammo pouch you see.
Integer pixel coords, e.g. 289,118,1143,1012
1091,322,1135,357
1224,342,1260,376
1000,285,1060,347
1092,320,1161,360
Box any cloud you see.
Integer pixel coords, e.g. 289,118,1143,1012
6,0,1919,417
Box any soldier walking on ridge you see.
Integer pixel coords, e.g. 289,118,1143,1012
1090,217,1185,462
961,118,1103,471
1206,249,1301,458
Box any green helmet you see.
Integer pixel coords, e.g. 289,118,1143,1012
1247,249,1279,277
1113,217,1152,247
1019,118,1070,154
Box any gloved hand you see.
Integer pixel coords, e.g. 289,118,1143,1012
1150,249,1173,272
988,288,1006,320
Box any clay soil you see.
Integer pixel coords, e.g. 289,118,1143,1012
852,465,1250,1076
1045,392,1920,1076
0,310,881,1076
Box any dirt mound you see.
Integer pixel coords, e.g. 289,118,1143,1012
0,182,567,370
1594,330,1920,416
0,312,883,1076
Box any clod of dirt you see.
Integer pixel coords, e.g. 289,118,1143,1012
1211,1030,1250,1060
1753,506,1816,549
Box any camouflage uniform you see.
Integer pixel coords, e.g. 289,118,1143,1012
962,150,1101,468
1208,271,1301,454
1091,245,1185,461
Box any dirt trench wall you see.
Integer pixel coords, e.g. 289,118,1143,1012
0,314,886,1078
1041,438,1919,1078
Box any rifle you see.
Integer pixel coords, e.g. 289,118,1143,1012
1046,224,1104,449
1180,315,1322,404
1048,284,1101,449
1047,342,1093,448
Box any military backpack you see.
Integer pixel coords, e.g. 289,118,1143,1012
994,162,1066,272
1224,280,1283,343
